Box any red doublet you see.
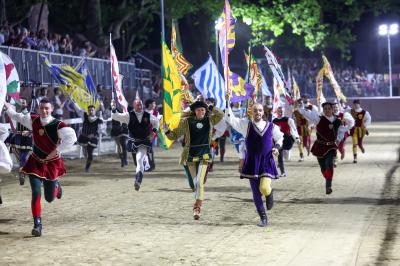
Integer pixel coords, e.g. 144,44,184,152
22,115,68,180
273,117,291,135
350,109,367,136
311,116,341,158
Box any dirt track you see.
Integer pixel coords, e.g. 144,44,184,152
1,122,400,265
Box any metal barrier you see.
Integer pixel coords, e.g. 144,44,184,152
0,45,152,89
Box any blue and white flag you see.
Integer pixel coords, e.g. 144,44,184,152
260,71,271,96
191,55,226,110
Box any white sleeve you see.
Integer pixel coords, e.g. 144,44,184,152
150,114,159,130
213,119,227,139
225,107,249,136
297,107,321,125
0,124,9,141
6,108,32,130
337,125,347,142
57,127,77,153
364,111,371,127
111,111,130,125
272,124,284,148
288,118,299,139
343,112,355,130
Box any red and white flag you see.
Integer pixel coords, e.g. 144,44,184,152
110,36,128,112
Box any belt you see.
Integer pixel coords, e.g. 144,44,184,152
31,153,60,164
316,139,336,145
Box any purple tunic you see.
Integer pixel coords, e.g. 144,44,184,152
240,121,279,179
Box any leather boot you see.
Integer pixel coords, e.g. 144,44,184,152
32,217,42,237
193,199,202,220
257,209,268,227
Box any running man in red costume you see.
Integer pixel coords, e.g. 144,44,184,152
349,99,371,163
295,100,348,194
4,99,77,237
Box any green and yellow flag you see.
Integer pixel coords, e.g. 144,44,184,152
158,40,182,149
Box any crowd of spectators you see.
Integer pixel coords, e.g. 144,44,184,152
0,21,98,58
282,59,396,98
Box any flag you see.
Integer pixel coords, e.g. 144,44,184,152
191,55,226,110
216,0,236,98
171,20,192,76
244,50,271,96
263,46,293,104
228,70,255,103
171,20,194,106
316,68,324,106
42,56,99,111
322,55,346,102
287,66,292,92
272,77,283,116
292,75,301,100
0,54,6,111
244,51,262,97
110,36,128,112
1,52,20,100
160,40,182,149
76,58,97,104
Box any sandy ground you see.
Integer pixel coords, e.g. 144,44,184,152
0,122,399,266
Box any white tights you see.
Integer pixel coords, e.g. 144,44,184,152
136,147,147,174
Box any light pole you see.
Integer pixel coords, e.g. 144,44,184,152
379,23,398,97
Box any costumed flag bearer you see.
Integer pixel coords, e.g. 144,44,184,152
3,99,77,237
333,101,354,165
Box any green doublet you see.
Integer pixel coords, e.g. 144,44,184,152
187,116,211,161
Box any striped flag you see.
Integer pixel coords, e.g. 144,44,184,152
244,51,271,97
110,36,128,112
191,55,226,110
75,58,97,105
322,55,346,102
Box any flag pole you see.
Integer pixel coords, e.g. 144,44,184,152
224,1,229,109
109,33,114,103
160,0,165,115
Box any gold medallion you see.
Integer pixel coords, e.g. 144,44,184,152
38,129,45,136
328,124,333,129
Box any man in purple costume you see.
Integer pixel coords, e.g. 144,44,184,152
226,103,283,227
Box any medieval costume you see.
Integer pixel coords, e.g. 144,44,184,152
349,100,371,163
293,109,312,161
273,113,299,177
5,107,77,237
225,106,283,227
77,112,103,172
111,106,159,191
230,104,246,171
110,114,129,168
165,101,224,220
297,102,347,194
334,104,354,165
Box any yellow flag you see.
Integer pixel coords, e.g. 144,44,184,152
159,41,182,149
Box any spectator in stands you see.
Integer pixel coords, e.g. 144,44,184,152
36,29,51,51
59,36,73,54
49,33,60,53
79,41,96,57
52,87,65,119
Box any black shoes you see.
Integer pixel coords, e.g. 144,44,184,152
32,217,42,237
56,182,62,199
19,172,25,186
266,189,274,210
257,209,268,227
326,179,333,195
134,172,143,191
